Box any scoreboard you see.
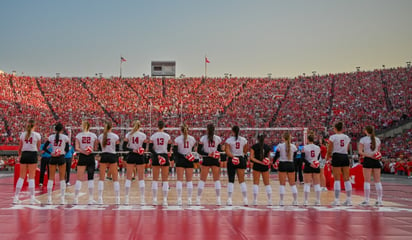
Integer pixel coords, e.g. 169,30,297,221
151,61,176,77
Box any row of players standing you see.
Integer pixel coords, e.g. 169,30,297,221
13,119,383,207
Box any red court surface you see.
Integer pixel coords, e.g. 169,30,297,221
1,173,412,240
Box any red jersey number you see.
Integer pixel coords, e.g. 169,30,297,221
235,142,240,149
24,137,33,144
53,140,62,147
106,139,111,146
310,150,315,158
184,141,189,148
340,140,345,147
132,137,139,144
157,138,164,146
82,137,91,144
208,141,215,148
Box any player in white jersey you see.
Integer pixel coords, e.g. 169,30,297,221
13,119,42,204
42,122,70,204
149,120,172,206
326,121,352,206
274,132,298,206
225,126,249,206
358,125,383,206
249,133,273,206
301,132,322,206
173,124,197,206
97,121,120,204
73,120,98,205
122,120,148,205
196,124,223,205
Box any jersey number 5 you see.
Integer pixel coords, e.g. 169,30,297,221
340,140,345,147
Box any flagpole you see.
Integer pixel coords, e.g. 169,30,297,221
120,55,122,79
205,55,207,79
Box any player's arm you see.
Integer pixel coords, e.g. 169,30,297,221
42,141,51,154
326,141,333,160
225,143,234,158
18,139,23,157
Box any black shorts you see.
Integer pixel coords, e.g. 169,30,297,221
50,155,65,166
331,153,349,167
100,153,117,164
220,154,227,162
362,157,382,169
278,161,295,173
252,162,270,172
126,152,145,165
228,156,247,170
201,156,220,167
20,151,38,164
77,153,95,166
175,154,194,168
152,153,170,167
303,164,321,174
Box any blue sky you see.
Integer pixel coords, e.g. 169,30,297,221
0,0,411,77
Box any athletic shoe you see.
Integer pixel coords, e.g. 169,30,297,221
187,198,192,206
177,198,183,206
196,197,201,206
216,197,221,206
226,198,233,206
359,201,369,207
162,198,168,206
124,197,129,205
267,200,273,206
73,197,79,205
303,200,308,206
88,199,97,205
292,200,298,206
66,182,71,186
115,197,120,205
253,199,258,206
314,200,321,206
47,197,53,205
321,187,328,192
12,197,21,205
31,197,41,205
152,198,158,206
279,200,284,206
98,197,103,205
243,198,248,206
60,197,66,205
331,200,340,206
140,198,145,206
39,183,43,187
342,200,352,206
375,201,383,206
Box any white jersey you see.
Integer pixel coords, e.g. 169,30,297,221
225,136,248,156
303,144,321,163
329,133,351,154
125,131,147,150
98,132,119,154
175,135,196,155
199,135,222,154
48,133,70,155
150,131,171,154
76,131,98,151
20,131,41,152
359,136,381,156
277,143,297,162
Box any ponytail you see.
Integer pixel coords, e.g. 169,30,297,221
283,132,291,159
25,119,35,140
258,133,265,161
207,124,215,144
232,126,240,141
365,125,376,151
131,120,141,135
103,121,112,148
82,120,90,132
181,123,189,142
55,123,64,145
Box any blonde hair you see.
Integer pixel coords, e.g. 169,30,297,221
25,119,35,140
82,120,90,132
103,121,112,148
283,132,291,159
131,120,141,135
181,123,189,142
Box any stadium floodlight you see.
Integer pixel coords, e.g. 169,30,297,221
382,65,385,69
312,71,317,76
407,62,411,68
356,67,360,72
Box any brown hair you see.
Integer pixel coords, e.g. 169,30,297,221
283,132,291,159
207,124,215,144
307,131,315,143
232,126,240,140
103,121,112,148
365,125,376,151
181,123,189,142
334,122,344,132
25,119,35,140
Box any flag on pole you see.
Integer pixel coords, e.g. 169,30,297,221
121,56,127,62
205,57,210,63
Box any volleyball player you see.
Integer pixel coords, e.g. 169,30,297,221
149,120,172,206
326,122,352,206
274,132,298,206
301,132,321,206
123,120,148,205
74,120,98,205
43,123,70,204
174,124,197,206
249,133,272,206
97,121,120,204
13,119,41,204
358,125,383,206
196,124,222,205
225,126,249,206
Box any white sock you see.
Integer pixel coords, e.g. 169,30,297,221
279,185,285,201
265,185,272,201
75,180,82,198
98,180,104,198
375,182,383,201
291,185,298,201
227,182,234,198
28,179,35,198
334,181,341,201
304,183,311,202
152,181,158,199
139,180,145,198
125,179,132,197
197,180,205,198
314,184,321,202
187,181,193,199
162,182,169,199
253,184,259,202
114,181,120,198
88,180,94,199
344,181,352,200
60,180,66,198
15,178,24,197
364,182,371,202
47,180,54,197
176,181,183,199
240,182,247,199
215,181,221,197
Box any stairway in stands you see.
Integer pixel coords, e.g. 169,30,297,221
34,78,60,121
